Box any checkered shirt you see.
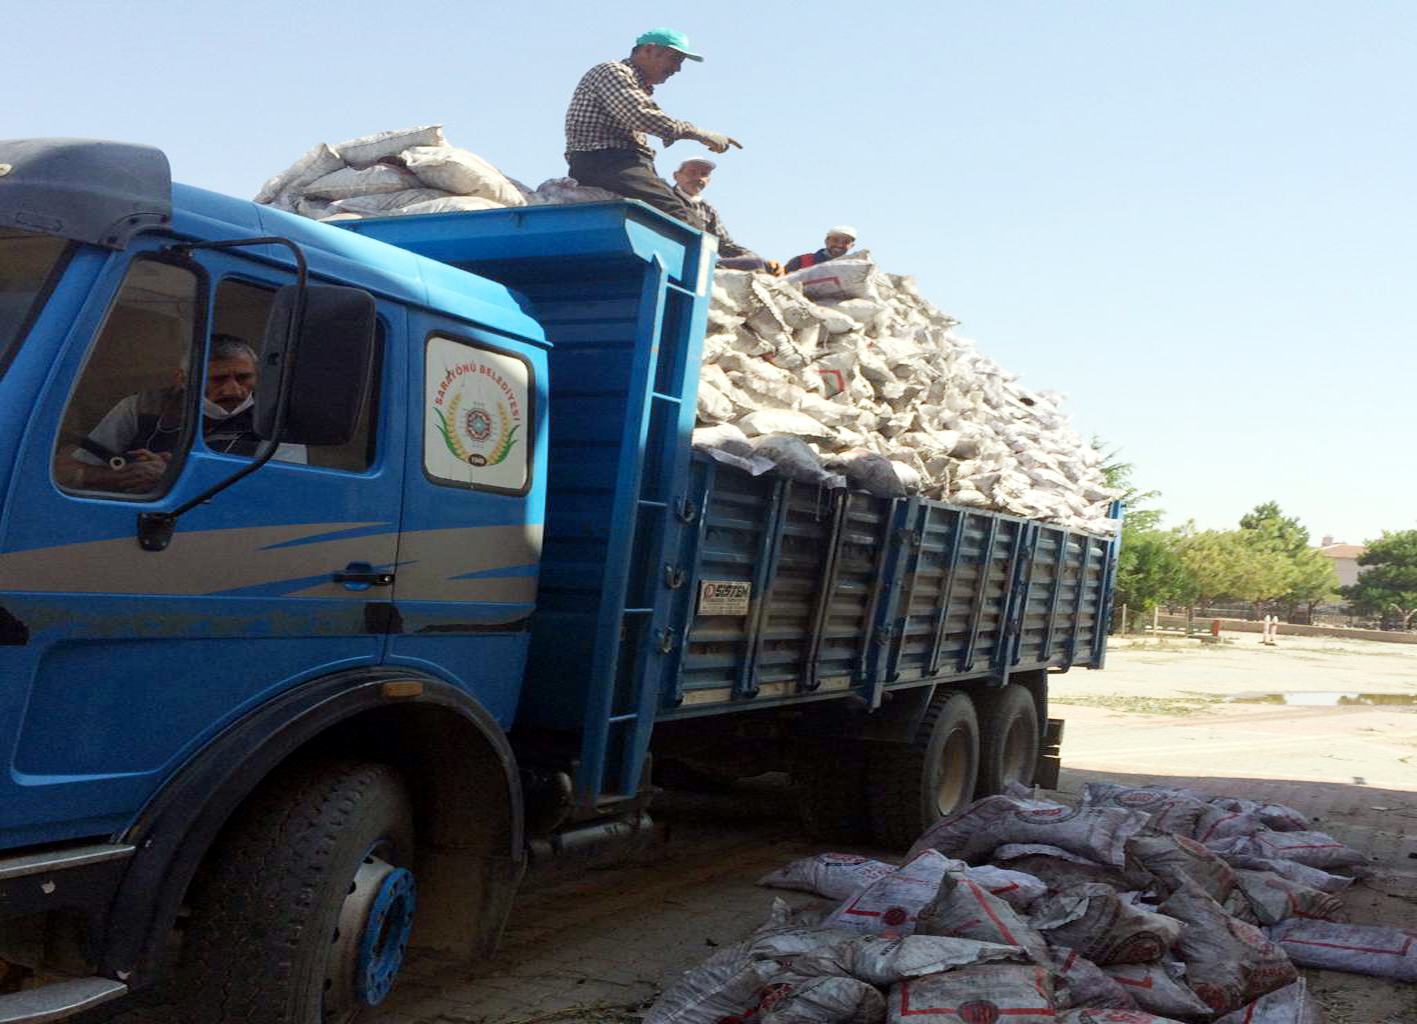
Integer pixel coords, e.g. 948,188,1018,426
565,60,697,159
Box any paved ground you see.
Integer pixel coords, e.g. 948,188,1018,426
90,632,1417,1023
1053,631,1417,791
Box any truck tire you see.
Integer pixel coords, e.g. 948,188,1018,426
178,760,417,1024
794,739,871,844
975,684,1040,797
866,690,979,852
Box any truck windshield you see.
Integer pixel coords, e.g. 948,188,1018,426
1,227,72,374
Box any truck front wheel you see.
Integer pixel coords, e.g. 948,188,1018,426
178,759,417,1024
975,684,1040,797
866,690,980,851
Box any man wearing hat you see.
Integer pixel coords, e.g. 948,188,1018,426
670,158,781,273
785,227,859,273
565,28,741,222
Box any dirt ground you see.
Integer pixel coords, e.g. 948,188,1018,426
1049,631,1417,1024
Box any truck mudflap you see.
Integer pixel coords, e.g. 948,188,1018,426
1037,717,1065,789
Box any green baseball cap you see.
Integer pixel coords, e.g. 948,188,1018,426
635,28,704,61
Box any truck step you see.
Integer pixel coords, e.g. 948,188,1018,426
0,977,128,1023
0,843,134,881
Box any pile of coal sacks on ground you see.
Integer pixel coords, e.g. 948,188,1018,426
645,783,1413,1024
257,127,1119,534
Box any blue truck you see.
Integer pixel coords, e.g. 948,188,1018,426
0,139,1119,1023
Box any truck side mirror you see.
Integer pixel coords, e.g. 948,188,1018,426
256,284,377,446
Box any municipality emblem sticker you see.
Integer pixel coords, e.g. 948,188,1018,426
426,336,529,489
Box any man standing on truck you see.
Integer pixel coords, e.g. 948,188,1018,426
565,28,741,223
671,158,782,273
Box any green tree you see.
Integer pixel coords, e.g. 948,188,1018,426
1236,501,1336,620
1172,526,1293,612
1342,530,1417,630
1171,527,1232,610
1228,541,1300,607
1098,443,1162,532
1096,443,1172,631
1239,500,1310,557
1112,529,1187,630
1280,548,1340,622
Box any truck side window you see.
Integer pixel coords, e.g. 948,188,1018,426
424,333,531,494
213,278,382,471
53,258,201,497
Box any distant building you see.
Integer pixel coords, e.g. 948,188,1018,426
1317,536,1368,589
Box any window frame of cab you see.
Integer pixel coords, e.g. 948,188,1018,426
51,247,210,501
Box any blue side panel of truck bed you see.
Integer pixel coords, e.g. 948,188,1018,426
341,203,715,806
662,456,1119,718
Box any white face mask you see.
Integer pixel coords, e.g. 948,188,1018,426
203,394,254,420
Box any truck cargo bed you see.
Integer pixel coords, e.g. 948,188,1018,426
661,455,1119,716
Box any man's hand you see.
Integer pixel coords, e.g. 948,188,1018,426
110,449,170,492
695,130,742,154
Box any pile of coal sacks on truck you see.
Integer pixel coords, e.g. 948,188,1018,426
646,783,1411,1023
695,261,1117,534
253,124,620,220
256,127,1120,534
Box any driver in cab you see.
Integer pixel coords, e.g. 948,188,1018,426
59,334,303,493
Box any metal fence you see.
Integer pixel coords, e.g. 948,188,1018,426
1113,603,1407,634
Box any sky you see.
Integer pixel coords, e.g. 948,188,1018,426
8,1,1414,545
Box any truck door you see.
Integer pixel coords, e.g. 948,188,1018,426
383,311,544,729
0,242,404,848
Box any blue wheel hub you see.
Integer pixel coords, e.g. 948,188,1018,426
353,866,417,1007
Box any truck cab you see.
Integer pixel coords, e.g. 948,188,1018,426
0,140,568,1022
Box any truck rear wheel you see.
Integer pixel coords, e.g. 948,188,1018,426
178,760,417,1024
866,690,980,851
975,684,1040,797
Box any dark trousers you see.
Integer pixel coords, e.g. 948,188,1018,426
567,148,694,224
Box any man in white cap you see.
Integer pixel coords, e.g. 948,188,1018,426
784,226,858,273
670,158,781,273
565,28,741,222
